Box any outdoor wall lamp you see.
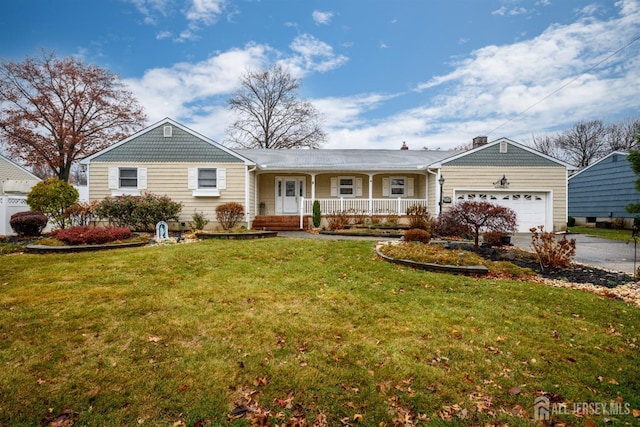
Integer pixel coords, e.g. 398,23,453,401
494,175,509,188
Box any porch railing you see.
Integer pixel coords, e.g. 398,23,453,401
299,197,428,228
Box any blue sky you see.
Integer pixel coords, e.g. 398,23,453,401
2,0,639,150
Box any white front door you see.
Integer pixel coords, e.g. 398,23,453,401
276,177,306,214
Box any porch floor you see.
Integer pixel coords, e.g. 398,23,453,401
252,215,310,231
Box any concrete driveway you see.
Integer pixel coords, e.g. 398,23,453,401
279,231,639,275
511,232,638,275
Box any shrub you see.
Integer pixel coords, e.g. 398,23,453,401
403,228,431,244
215,202,244,230
10,211,48,237
95,193,182,232
530,225,576,269
349,209,367,226
406,204,432,230
435,211,472,239
325,211,350,231
312,200,321,228
438,201,517,249
567,216,576,227
27,178,79,229
482,231,510,247
65,201,99,227
50,226,132,245
190,211,210,231
612,217,625,229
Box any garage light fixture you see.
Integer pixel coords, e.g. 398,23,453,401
494,175,509,188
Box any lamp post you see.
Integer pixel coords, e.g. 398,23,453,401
438,175,445,215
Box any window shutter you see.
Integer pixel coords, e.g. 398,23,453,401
382,178,390,197
108,167,118,189
188,168,197,189
330,177,338,197
138,168,147,189
217,168,226,190
355,178,363,197
407,178,414,197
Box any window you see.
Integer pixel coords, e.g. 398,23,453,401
390,177,405,196
198,168,217,188
339,177,355,196
188,167,226,196
119,168,138,188
500,141,508,153
108,166,147,195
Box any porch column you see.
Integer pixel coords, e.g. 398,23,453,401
310,173,316,201
368,174,374,215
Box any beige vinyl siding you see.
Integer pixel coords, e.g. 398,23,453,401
89,162,248,229
441,166,567,231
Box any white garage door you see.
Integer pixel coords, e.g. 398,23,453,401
455,192,548,232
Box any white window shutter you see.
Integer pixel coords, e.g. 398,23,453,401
217,168,226,190
407,178,414,197
330,177,338,197
382,178,390,197
188,168,197,189
138,168,147,189
108,167,118,189
355,178,363,197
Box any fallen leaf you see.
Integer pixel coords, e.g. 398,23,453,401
508,387,521,395
584,420,596,427
632,408,640,418
178,385,188,391
353,414,363,422
148,336,161,343
609,378,619,385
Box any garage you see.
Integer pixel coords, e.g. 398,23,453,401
455,191,549,232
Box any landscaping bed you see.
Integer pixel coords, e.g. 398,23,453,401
195,230,278,240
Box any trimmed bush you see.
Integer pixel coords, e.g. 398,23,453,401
27,178,79,229
403,228,431,244
65,200,99,227
482,231,510,247
50,226,132,245
567,216,576,227
95,193,182,232
190,211,210,231
215,202,244,230
312,200,321,228
10,211,48,237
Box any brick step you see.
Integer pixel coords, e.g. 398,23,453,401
252,216,310,231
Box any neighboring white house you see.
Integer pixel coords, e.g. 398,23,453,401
0,154,41,235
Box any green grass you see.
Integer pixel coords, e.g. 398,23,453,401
569,226,635,242
1,238,639,426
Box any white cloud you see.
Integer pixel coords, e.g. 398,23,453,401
185,0,226,25
312,10,333,25
281,34,348,76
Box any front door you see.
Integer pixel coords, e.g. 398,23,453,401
276,176,306,214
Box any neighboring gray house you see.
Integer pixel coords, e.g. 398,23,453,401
568,151,638,227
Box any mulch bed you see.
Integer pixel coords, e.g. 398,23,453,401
446,242,635,288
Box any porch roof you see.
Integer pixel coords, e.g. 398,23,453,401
236,149,455,172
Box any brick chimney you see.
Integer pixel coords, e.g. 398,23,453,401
400,141,409,150
472,136,488,148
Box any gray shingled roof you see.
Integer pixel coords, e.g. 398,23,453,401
236,149,455,171
92,123,244,163
443,141,561,167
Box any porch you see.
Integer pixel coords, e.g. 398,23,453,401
252,198,430,230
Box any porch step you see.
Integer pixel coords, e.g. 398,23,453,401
252,215,310,231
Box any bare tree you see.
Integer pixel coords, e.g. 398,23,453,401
605,117,640,152
556,120,607,168
0,51,146,181
530,133,565,160
226,65,325,149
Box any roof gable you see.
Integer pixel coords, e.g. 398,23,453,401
568,151,629,181
83,118,252,164
0,154,41,181
441,138,569,168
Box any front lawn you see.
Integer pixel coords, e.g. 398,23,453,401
569,226,634,242
1,239,639,425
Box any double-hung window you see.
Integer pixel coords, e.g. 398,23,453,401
188,167,226,196
119,168,138,188
382,176,414,197
390,177,406,196
339,177,355,196
108,166,147,195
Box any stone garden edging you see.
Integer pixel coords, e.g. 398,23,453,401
375,244,489,276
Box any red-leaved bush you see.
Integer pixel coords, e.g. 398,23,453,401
51,226,132,245
10,211,48,237
215,202,244,230
403,228,431,244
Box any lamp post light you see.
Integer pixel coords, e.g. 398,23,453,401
438,175,445,215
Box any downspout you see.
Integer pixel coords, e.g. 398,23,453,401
426,168,437,214
245,165,257,228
